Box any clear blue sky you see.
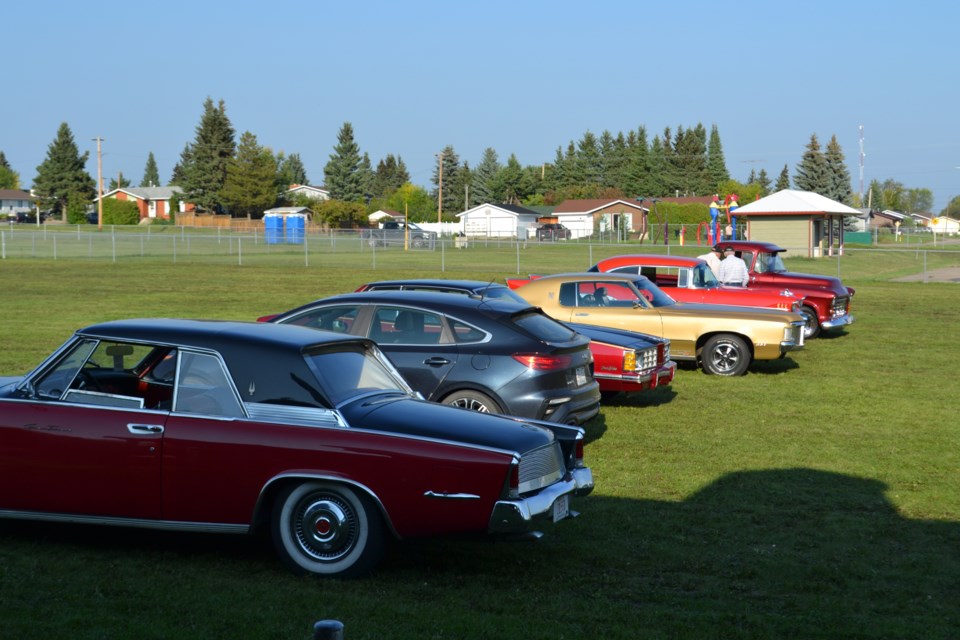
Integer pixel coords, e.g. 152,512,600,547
5,0,958,211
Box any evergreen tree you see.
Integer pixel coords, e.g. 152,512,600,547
674,123,710,195
823,134,852,204
492,155,525,205
746,168,757,184
576,131,602,185
706,124,730,188
431,145,461,216
140,152,161,187
472,147,501,204
775,164,790,191
324,122,365,202
359,152,376,200
170,144,192,186
108,172,132,191
448,161,472,211
0,150,18,189
622,126,652,197
794,133,829,194
757,168,772,196
220,131,278,218
646,136,667,197
371,154,407,197
178,97,236,211
276,152,308,188
598,130,619,189
32,122,96,221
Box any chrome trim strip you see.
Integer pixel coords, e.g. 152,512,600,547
0,510,248,534
822,313,855,329
423,491,481,500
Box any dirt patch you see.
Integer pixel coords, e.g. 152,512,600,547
892,267,960,283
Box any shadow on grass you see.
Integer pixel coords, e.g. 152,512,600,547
384,468,960,637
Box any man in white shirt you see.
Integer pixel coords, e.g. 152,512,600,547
717,247,750,286
697,248,722,275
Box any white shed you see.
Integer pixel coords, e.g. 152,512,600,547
456,203,540,238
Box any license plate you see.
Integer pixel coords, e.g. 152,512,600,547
552,494,570,522
575,366,587,386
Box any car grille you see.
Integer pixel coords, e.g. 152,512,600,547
638,346,659,373
518,441,565,494
832,296,849,317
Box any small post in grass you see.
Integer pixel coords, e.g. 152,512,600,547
312,619,344,640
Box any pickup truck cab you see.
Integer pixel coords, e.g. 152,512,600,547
712,240,855,338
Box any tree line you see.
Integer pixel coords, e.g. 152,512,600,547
6,97,955,225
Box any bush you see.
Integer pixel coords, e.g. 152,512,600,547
101,198,141,225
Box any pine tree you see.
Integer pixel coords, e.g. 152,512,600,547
178,97,236,211
220,131,279,218
706,124,730,188
140,152,161,187
324,122,365,202
775,165,790,191
32,122,96,221
431,145,461,216
598,130,619,189
794,134,829,194
757,168,772,196
746,169,757,184
170,144,192,186
0,151,18,189
108,172,132,191
673,123,710,195
493,155,525,205
576,131,601,185
472,148,501,204
824,135,852,204
647,136,667,197
359,152,376,200
277,152,308,188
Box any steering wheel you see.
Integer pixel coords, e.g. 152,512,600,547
76,370,102,391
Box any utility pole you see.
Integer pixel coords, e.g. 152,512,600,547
858,125,865,206
93,136,104,230
436,151,444,224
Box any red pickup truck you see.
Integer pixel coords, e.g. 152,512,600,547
712,240,855,338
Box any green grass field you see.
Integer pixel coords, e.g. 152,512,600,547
0,243,958,639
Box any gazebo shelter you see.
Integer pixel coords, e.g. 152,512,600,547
732,189,862,257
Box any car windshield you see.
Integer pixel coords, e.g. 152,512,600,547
756,252,787,273
631,277,677,307
690,264,721,289
304,343,409,406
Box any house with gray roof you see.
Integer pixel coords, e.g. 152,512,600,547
95,186,190,221
0,189,35,218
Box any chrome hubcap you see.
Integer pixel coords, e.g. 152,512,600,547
295,496,356,561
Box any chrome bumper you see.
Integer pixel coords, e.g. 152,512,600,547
488,467,594,534
822,313,855,330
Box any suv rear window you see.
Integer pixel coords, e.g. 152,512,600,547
511,311,576,342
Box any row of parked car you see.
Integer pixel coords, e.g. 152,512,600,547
0,241,854,578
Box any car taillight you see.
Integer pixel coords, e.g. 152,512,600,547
512,353,573,370
656,343,665,366
575,437,585,467
256,314,278,323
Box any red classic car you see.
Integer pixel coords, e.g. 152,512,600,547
712,240,855,338
587,254,803,312
352,279,676,398
0,319,593,578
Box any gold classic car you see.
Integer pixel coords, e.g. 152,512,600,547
511,273,805,376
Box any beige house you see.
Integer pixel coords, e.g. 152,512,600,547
732,190,862,257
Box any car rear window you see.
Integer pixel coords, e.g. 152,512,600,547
510,311,577,342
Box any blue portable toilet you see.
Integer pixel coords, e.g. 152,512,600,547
264,213,283,244
285,213,305,244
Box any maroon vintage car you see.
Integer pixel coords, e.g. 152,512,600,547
712,240,855,338
0,319,593,578
588,254,803,313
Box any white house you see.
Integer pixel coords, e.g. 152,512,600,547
368,209,401,225
456,203,540,238
284,184,330,201
551,198,650,239
0,189,36,216
912,214,959,234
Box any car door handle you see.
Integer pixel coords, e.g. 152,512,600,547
127,423,164,434
574,312,590,317
423,357,451,366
